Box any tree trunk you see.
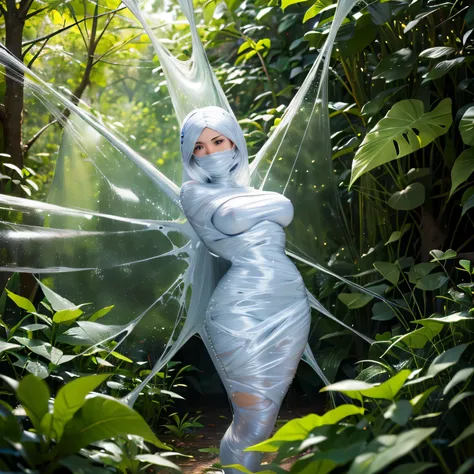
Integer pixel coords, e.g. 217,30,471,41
4,3,26,170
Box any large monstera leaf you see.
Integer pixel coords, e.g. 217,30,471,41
350,98,453,186
460,106,474,146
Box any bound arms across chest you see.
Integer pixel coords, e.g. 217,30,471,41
212,192,294,235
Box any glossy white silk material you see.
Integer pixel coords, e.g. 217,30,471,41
180,182,310,472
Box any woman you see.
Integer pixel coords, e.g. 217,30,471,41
180,106,311,473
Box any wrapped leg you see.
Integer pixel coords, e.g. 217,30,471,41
220,392,279,473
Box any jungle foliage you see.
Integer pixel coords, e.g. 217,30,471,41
1,0,474,473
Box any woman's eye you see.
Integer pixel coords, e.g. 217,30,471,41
215,139,223,145
194,145,202,151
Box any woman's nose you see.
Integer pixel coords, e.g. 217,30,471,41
207,143,218,154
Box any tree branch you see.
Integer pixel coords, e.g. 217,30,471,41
5,1,16,12
25,5,53,21
60,0,100,120
22,6,125,48
24,119,58,152
19,0,34,18
93,9,116,50
26,36,49,69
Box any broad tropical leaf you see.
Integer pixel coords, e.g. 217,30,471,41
460,106,474,145
450,148,474,198
350,99,452,186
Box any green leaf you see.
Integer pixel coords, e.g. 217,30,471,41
295,429,368,471
373,262,400,285
53,305,86,324
322,371,411,401
89,305,114,322
6,290,36,313
0,374,19,391
44,374,110,440
388,183,425,210
338,292,374,309
335,13,377,59
427,344,469,377
348,428,436,474
367,1,409,25
57,321,129,346
461,194,474,216
223,465,276,474
388,463,438,474
449,391,474,410
303,0,335,23
408,263,438,283
449,422,474,447
58,394,169,454
416,312,472,325
410,385,438,415
419,47,456,59
449,148,474,198
96,357,114,367
14,357,49,379
135,454,180,471
321,380,371,403
13,337,75,365
256,7,273,21
384,399,412,426
373,48,417,83
459,259,472,272
460,106,474,146
406,167,431,182
256,38,271,50
110,351,133,363
3,162,23,178
314,346,350,383
281,0,306,10
16,375,50,433
36,278,76,311
360,370,411,400
394,324,442,350
361,86,406,119
372,302,396,321
0,341,21,354
423,57,465,82
455,458,474,474
21,323,48,331
443,367,474,395
385,224,411,245
415,272,449,291
237,40,251,55
0,399,22,443
350,99,452,186
430,249,457,261
407,343,470,385
246,405,365,452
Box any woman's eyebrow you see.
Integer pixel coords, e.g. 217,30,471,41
195,135,223,145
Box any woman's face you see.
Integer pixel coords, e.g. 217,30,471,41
193,127,234,158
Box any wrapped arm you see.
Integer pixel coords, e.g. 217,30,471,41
212,193,294,236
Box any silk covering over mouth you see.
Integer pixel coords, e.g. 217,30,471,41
180,106,250,186
194,148,238,183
